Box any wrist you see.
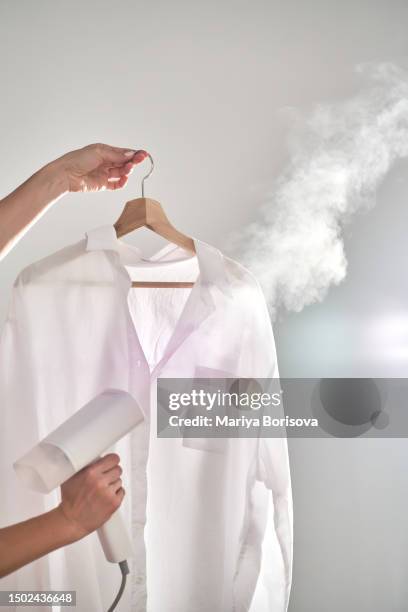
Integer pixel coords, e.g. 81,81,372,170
54,504,88,544
36,159,70,199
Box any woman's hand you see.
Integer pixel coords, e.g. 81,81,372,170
54,143,148,193
0,142,148,260
58,453,125,540
0,453,126,577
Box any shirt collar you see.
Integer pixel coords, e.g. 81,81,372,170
85,224,232,297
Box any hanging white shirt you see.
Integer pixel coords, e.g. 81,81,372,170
0,225,293,612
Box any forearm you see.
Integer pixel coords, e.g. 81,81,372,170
0,506,82,578
0,161,68,260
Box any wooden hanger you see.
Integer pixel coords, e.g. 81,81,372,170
114,152,196,288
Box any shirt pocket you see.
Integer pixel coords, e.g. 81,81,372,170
181,364,238,454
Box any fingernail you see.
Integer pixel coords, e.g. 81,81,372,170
124,150,135,157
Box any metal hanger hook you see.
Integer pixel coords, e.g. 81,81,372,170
135,151,154,197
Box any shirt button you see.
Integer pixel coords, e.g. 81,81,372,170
136,359,141,367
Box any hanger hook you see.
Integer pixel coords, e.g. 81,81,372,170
135,151,154,197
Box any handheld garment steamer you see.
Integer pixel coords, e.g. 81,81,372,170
13,389,144,611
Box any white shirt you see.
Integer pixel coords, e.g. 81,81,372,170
0,225,293,612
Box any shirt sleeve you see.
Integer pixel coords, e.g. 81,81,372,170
247,279,294,612
257,435,293,611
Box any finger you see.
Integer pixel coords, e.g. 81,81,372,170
107,151,146,169
107,163,133,180
106,175,129,190
109,478,123,493
94,144,147,166
93,144,136,165
116,487,126,503
128,150,148,165
95,453,120,472
104,465,123,484
100,152,147,171
112,147,148,163
111,146,147,157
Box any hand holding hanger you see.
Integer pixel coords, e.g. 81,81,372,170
0,143,147,260
58,143,148,193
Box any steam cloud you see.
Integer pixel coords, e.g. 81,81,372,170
232,62,408,318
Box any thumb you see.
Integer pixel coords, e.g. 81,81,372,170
93,144,144,166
